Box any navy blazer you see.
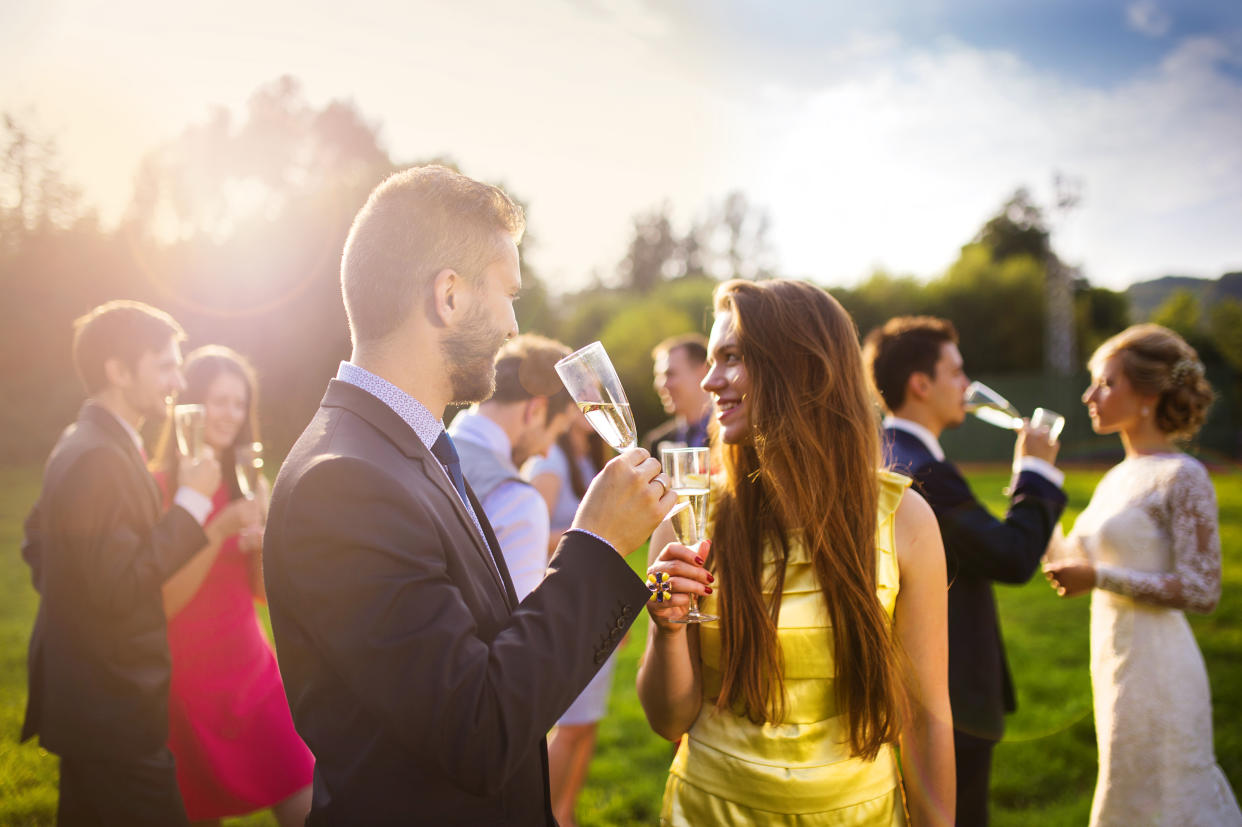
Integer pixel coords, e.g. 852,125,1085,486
883,427,1066,740
22,402,208,759
264,380,650,825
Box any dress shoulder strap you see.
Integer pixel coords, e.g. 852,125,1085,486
876,468,911,523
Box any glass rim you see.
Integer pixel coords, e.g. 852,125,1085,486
659,445,710,456
554,340,605,369
173,402,205,413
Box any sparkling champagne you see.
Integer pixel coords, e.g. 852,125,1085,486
236,462,253,498
966,402,1023,431
577,401,636,450
174,405,206,458
669,486,709,545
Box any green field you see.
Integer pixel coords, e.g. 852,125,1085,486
1,464,1239,825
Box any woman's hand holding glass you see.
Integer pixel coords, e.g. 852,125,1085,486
658,446,717,623
206,497,262,547
646,537,714,630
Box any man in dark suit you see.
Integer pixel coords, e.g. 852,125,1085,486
863,316,1066,827
263,165,672,825
642,333,712,454
21,300,250,825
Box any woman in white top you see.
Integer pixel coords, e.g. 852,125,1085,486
1045,323,1240,827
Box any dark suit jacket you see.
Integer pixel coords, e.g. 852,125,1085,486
21,402,208,759
883,427,1066,740
264,380,650,825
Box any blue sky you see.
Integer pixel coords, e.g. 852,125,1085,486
672,0,1242,86
2,0,1239,291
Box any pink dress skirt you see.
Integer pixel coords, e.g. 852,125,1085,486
162,480,314,819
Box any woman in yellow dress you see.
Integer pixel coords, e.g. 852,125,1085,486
637,279,955,825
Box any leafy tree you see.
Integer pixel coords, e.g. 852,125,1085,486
1,112,90,246
127,75,389,241
832,271,929,341
1075,285,1130,360
619,204,678,292
1208,299,1242,373
931,243,1045,372
974,188,1052,264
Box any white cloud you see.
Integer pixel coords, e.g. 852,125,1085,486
1126,1,1173,38
715,32,1242,289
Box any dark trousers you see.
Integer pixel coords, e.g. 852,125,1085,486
953,728,997,827
58,748,188,827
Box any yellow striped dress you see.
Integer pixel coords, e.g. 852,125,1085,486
660,470,910,826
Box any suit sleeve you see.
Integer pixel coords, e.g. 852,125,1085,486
276,456,650,796
52,446,208,615
22,501,43,590
917,462,1066,585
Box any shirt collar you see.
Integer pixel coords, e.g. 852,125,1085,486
336,361,443,451
447,409,517,473
883,415,946,462
96,403,145,455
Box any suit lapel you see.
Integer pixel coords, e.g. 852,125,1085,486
466,484,517,608
321,381,514,608
81,403,161,518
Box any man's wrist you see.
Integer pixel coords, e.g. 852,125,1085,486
173,486,213,525
1013,456,1065,488
563,527,619,555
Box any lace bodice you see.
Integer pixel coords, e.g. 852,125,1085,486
1066,454,1221,614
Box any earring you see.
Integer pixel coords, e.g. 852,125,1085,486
1141,406,1151,418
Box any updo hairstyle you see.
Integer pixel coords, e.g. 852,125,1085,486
1090,323,1214,440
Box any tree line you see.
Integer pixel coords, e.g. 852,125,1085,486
3,77,1239,463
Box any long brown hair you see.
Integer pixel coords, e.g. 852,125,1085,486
154,345,260,501
709,279,901,760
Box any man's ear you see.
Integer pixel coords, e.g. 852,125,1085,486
524,396,548,425
103,357,133,390
431,268,462,327
906,371,932,402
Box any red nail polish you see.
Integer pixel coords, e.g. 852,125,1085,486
704,586,713,594
706,573,715,583
694,557,703,565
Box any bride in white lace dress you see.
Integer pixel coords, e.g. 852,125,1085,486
1044,324,1241,827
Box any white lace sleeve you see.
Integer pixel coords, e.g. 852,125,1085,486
1095,460,1221,614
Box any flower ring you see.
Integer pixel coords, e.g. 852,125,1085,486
646,570,673,602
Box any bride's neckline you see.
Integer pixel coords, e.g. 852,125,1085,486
1123,450,1183,461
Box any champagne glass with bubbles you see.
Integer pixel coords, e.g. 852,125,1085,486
234,442,264,500
554,341,637,451
661,446,717,624
964,382,1065,440
173,404,207,459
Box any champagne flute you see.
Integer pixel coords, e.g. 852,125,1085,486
554,341,637,451
963,382,1023,430
173,404,207,459
234,442,264,500
661,446,717,624
1030,407,1066,442
964,382,1065,440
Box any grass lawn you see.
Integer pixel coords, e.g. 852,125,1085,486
1,463,1239,825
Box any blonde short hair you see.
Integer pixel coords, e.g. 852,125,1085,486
341,165,525,344
1090,323,1214,440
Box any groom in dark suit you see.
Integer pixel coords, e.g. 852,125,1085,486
863,316,1066,827
263,165,672,825
21,300,237,825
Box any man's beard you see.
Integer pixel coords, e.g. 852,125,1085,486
442,303,510,405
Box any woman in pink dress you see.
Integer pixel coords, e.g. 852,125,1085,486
153,345,313,826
